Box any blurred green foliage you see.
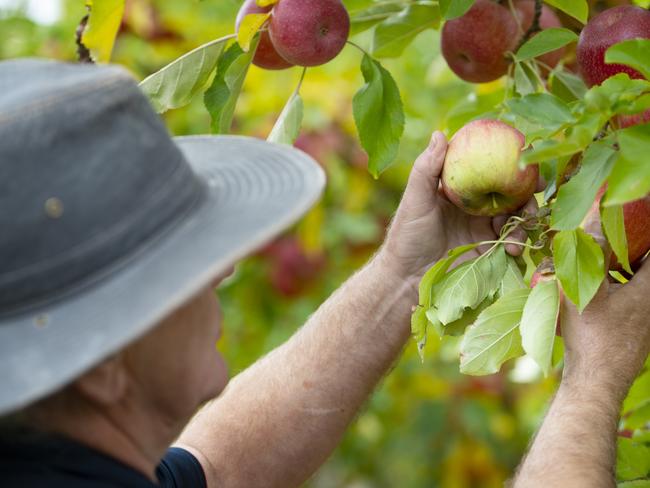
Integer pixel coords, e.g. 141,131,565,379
0,1,566,486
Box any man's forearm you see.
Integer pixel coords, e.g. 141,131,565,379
513,375,625,488
178,253,419,487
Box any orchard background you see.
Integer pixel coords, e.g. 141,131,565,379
1,0,649,485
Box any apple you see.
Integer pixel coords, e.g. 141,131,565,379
269,0,350,67
585,186,650,269
441,119,539,217
576,5,650,87
441,0,519,83
512,0,566,70
235,0,294,70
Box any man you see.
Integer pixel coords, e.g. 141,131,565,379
0,59,648,488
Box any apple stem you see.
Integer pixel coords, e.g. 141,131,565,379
491,193,498,209
346,40,372,58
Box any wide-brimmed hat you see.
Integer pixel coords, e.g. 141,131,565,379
0,59,325,415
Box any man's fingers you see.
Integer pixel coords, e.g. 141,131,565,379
623,259,650,298
401,131,448,211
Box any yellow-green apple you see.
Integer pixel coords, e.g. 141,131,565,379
576,5,650,87
269,0,350,67
512,0,566,70
441,0,519,83
235,0,293,70
441,119,539,216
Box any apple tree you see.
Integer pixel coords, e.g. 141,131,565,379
77,0,650,482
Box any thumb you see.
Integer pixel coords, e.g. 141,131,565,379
401,131,448,211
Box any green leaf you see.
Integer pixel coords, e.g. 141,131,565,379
353,54,405,178
267,93,303,145
349,1,404,35
585,74,650,113
605,39,650,80
605,123,650,205
440,297,493,336
204,39,257,134
515,28,578,62
602,203,632,274
439,0,475,20
623,369,650,414
140,36,228,113
622,403,650,430
505,93,574,133
418,243,479,309
550,69,588,102
237,12,270,52
371,2,440,58
411,306,429,361
551,141,617,230
520,279,560,377
618,481,650,488
499,256,527,296
459,288,530,376
553,229,605,312
617,437,650,481
543,0,588,24
433,246,508,325
82,0,125,62
514,61,538,97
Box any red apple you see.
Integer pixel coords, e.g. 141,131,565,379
576,5,650,87
269,0,350,67
441,0,519,83
235,0,294,70
512,0,566,70
441,119,539,216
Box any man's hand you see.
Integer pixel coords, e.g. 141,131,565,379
561,260,650,400
380,131,534,285
513,259,650,488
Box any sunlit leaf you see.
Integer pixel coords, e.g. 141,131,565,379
605,39,650,80
543,0,588,23
140,36,229,113
371,2,440,58
268,92,303,145
237,12,270,52
82,0,125,62
605,123,650,205
616,437,650,481
440,0,475,20
515,28,578,62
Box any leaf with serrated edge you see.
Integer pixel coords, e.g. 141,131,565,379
605,39,650,80
521,279,560,376
268,93,303,145
551,141,617,230
353,54,405,177
442,297,493,337
553,229,605,312
433,245,507,325
515,28,578,62
460,288,530,376
371,2,440,58
418,243,478,309
82,0,125,62
602,203,631,273
140,36,229,113
237,13,270,52
204,39,258,134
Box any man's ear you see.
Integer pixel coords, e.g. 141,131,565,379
72,354,128,406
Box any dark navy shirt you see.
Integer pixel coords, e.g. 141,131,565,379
0,431,207,487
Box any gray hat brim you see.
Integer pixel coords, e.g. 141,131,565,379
0,135,325,415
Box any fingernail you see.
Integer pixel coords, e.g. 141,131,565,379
429,132,438,150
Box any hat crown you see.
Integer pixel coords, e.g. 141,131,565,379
0,59,204,315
